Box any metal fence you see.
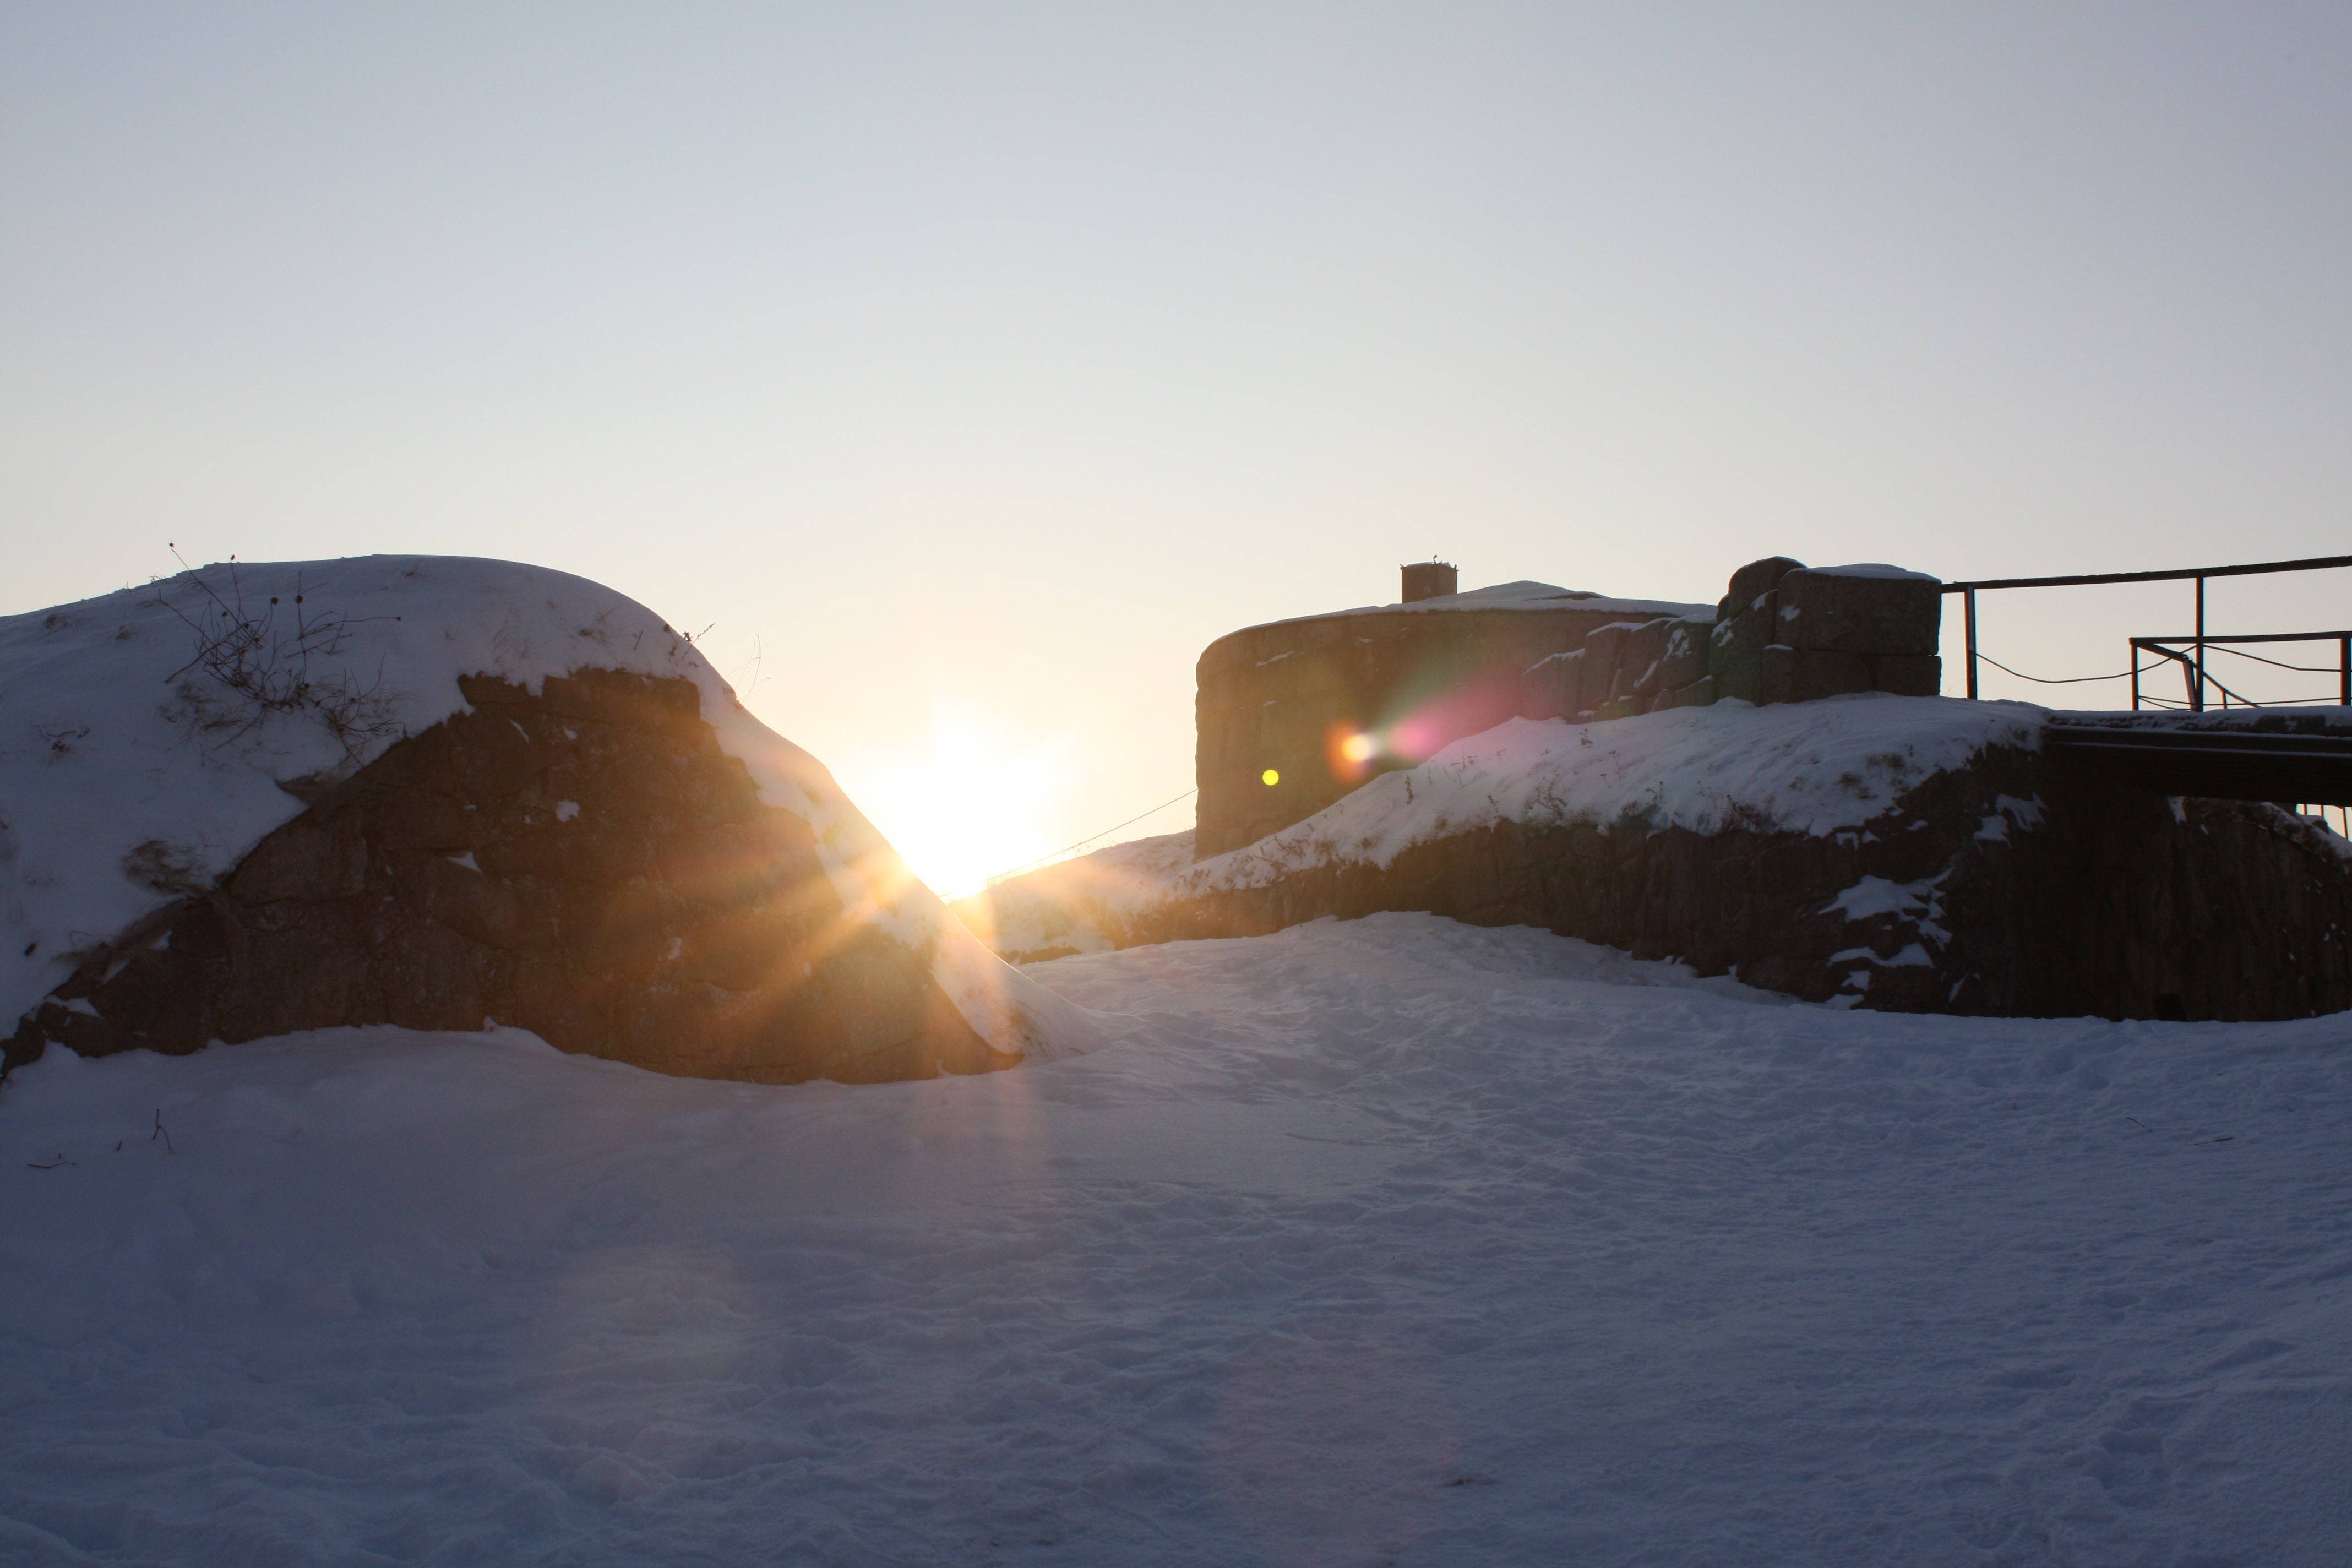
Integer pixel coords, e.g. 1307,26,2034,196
1942,553,2352,712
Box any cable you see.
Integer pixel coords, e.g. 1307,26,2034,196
2202,644,2345,675
983,788,1197,887
1977,648,2344,708
1973,652,2174,685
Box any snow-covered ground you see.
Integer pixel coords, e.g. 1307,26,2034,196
4,912,2346,1565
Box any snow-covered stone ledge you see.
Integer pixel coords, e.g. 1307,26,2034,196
962,696,2352,1021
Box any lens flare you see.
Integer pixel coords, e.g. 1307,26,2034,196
837,706,1075,898
1339,732,1376,764
1262,769,1280,786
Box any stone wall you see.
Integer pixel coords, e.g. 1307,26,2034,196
987,750,2352,1023
1195,559,1943,860
1195,597,1667,857
6,668,1014,1085
1711,557,1943,706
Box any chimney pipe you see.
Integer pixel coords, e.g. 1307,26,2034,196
1401,560,1458,603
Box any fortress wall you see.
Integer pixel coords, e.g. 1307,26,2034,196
1195,559,1943,859
988,746,2352,1023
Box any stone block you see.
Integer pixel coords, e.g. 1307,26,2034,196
480,824,655,885
1670,675,1716,709
374,919,498,1033
1722,557,1806,620
537,667,707,741
390,850,557,951
1656,618,1711,692
568,881,689,981
504,956,611,1055
1759,644,1873,705
214,901,374,1039
1581,622,1630,692
446,705,559,799
1776,569,1941,656
1873,654,1943,697
227,819,367,903
165,899,236,961
362,789,481,853
1518,650,1582,721
1611,618,1679,704
1709,602,1773,704
681,903,820,993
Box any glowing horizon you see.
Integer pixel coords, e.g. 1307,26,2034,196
6,7,2348,870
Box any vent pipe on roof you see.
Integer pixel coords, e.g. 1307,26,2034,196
1401,560,1458,603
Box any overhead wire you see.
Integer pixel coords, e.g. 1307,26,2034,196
982,788,1197,888
2202,644,2345,675
1972,653,2175,685
1973,648,2348,708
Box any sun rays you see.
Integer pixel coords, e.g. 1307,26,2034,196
845,706,1080,900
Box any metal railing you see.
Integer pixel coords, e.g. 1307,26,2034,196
2128,631,2352,712
1941,553,2352,711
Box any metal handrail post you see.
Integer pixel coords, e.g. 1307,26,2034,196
2341,636,2349,706
1964,587,1978,699
2131,639,2141,711
2192,575,2206,712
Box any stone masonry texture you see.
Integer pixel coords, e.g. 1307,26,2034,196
1195,558,1945,859
7,669,1011,1085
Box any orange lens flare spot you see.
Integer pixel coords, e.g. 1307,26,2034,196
1339,732,1376,764
1261,769,1280,786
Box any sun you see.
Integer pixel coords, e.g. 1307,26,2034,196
842,710,1070,901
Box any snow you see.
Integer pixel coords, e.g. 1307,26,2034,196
971,831,1199,960
1809,563,1943,582
3,911,2348,1564
1173,695,2044,895
0,556,1080,1063
1825,874,1940,924
1249,580,1716,630
973,698,2050,959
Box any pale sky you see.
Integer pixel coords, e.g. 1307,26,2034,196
6,4,2348,893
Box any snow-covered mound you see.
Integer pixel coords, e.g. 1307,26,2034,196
972,695,2352,1021
957,830,1200,961
1185,694,2044,888
1,913,2344,1562
978,696,2048,957
0,555,1085,1067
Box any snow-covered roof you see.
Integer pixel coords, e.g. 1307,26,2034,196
1806,563,1942,582
0,555,1081,1060
1244,580,1716,635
